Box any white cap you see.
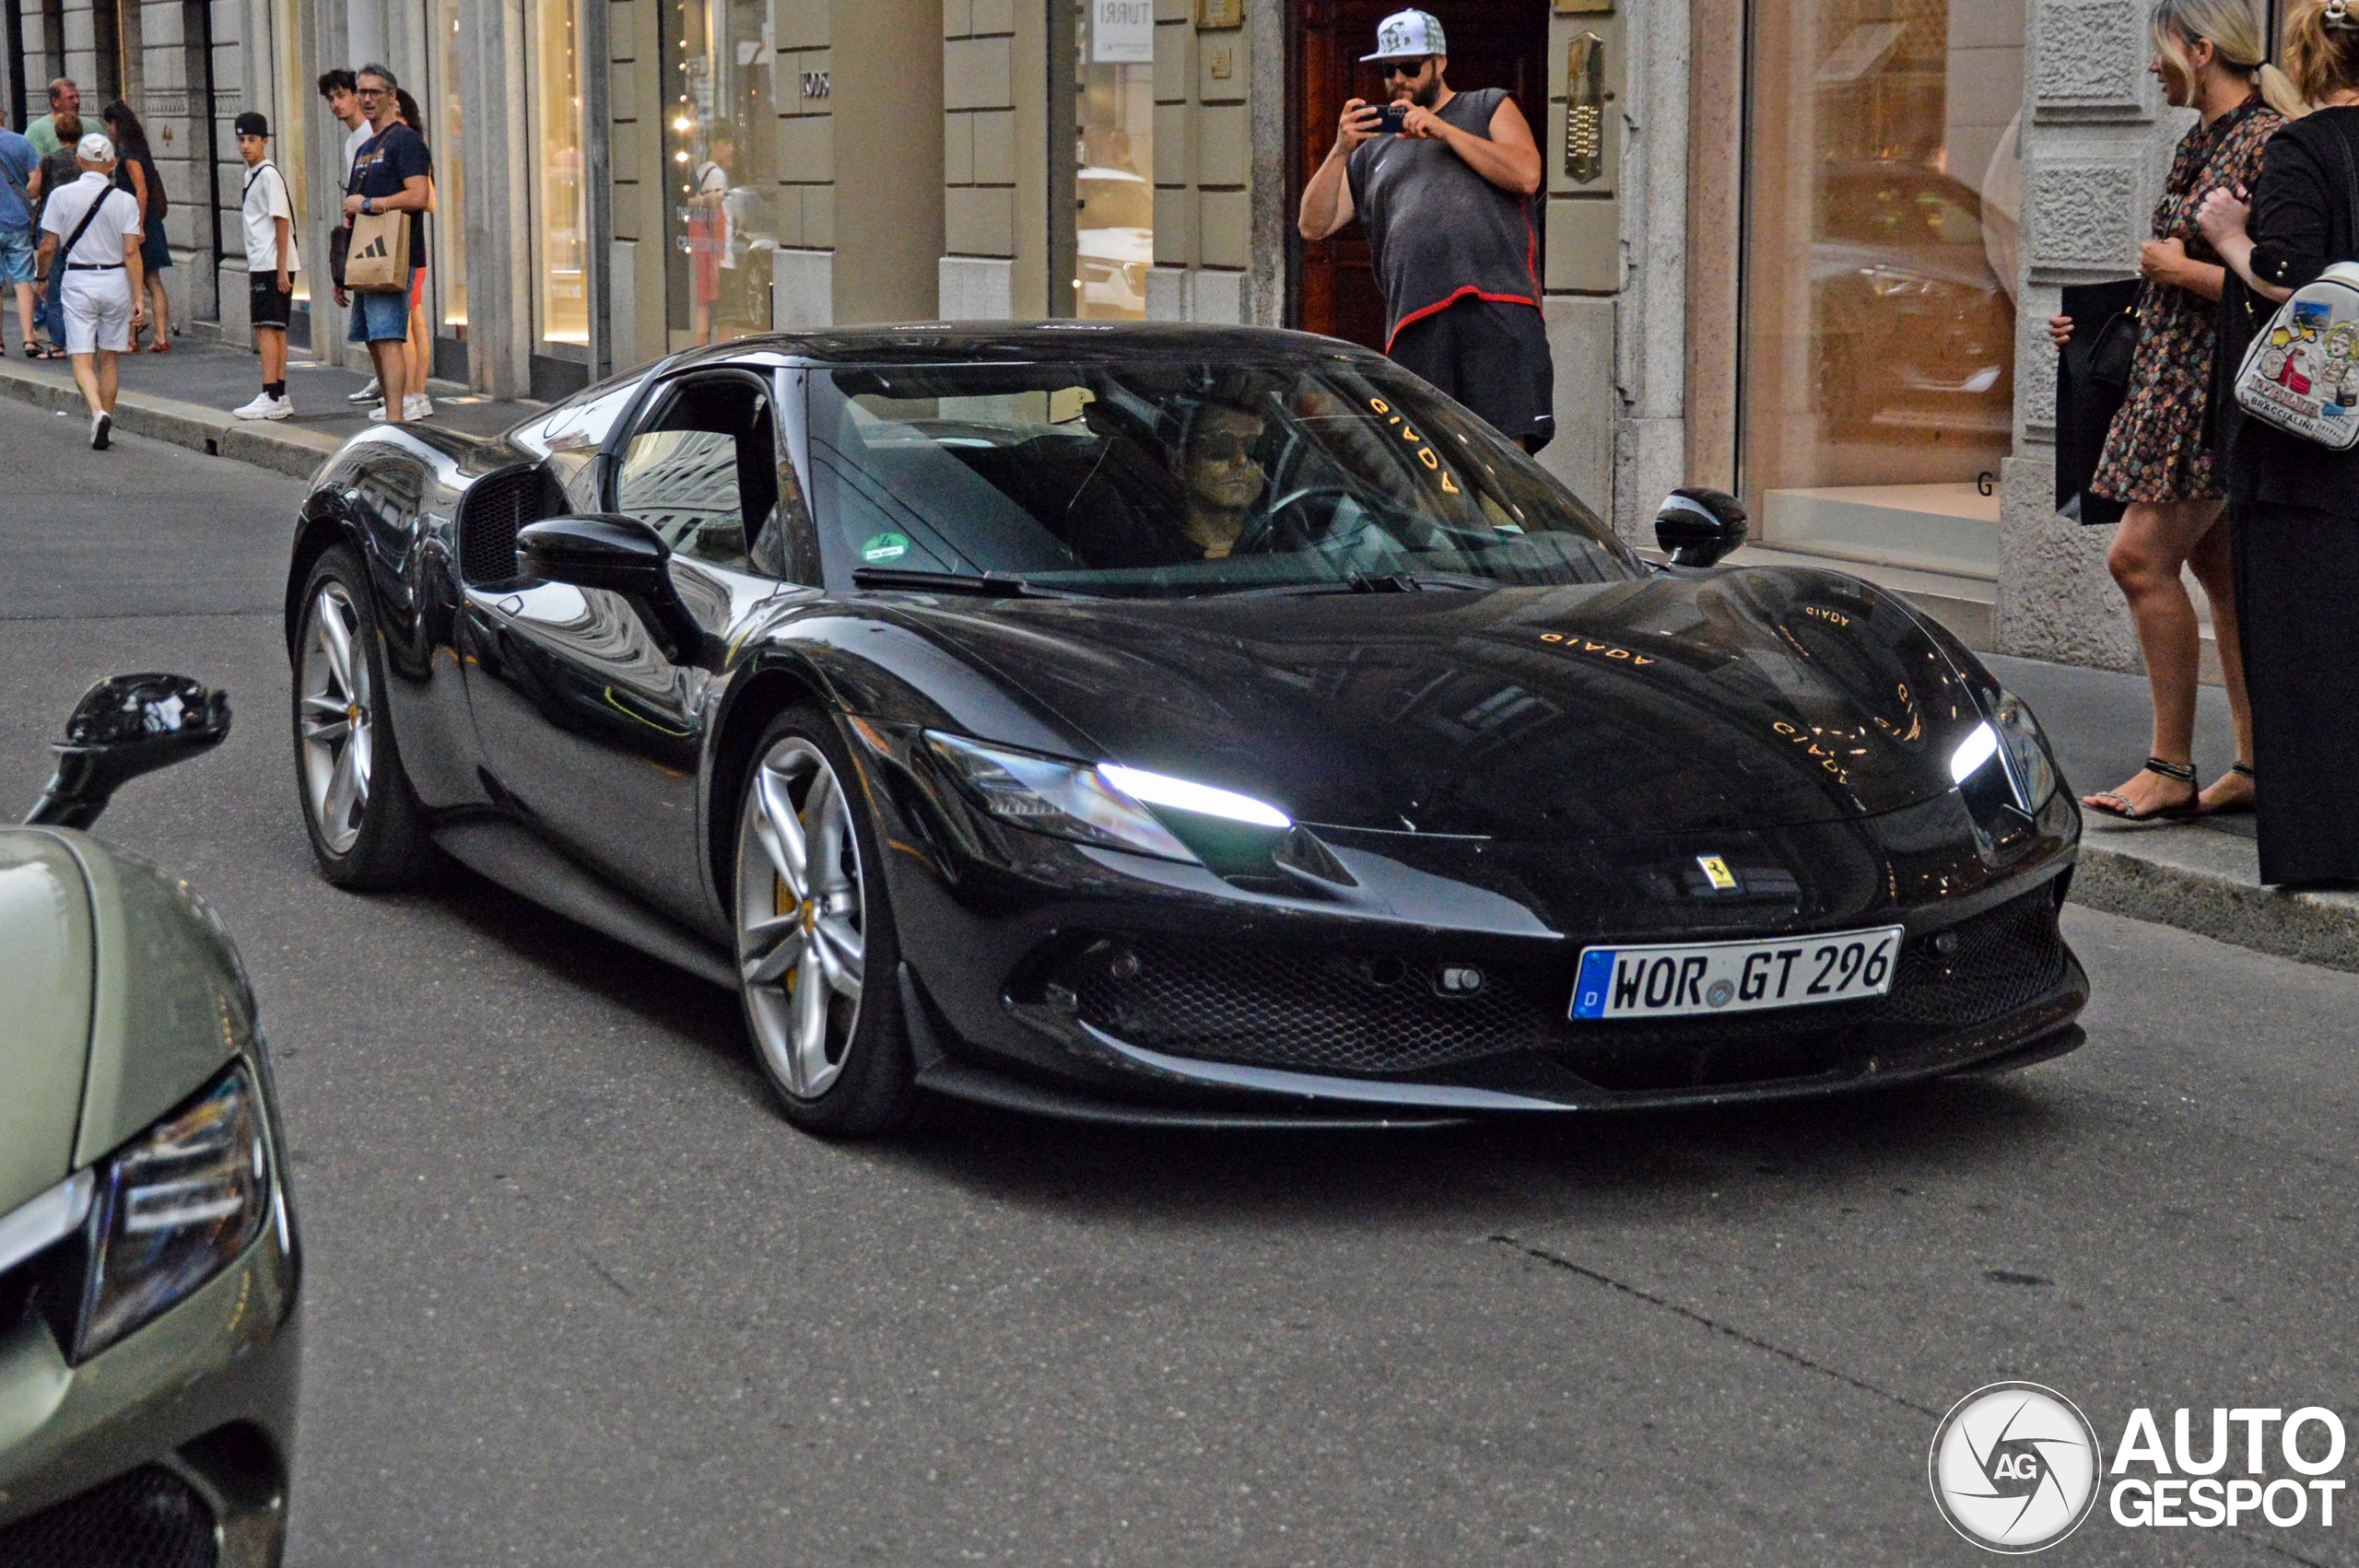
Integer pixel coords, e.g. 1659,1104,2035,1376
1361,9,1448,62
76,131,115,163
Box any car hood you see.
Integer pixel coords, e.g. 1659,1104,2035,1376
0,829,255,1214
0,832,95,1215
904,567,1992,839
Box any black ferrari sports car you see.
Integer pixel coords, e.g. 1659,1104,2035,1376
283,323,2084,1131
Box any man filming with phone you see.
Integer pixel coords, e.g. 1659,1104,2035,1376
1297,9,1553,452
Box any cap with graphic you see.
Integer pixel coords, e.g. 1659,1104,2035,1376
234,111,271,138
76,131,116,163
1361,8,1448,63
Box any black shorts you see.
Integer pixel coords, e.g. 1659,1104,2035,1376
1386,297,1555,451
249,274,293,330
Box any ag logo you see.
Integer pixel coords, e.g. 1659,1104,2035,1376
1929,1382,2102,1552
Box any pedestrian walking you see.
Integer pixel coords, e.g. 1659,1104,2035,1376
231,111,299,422
2046,0,2294,825
24,78,79,160
36,131,146,450
335,64,431,425
29,114,81,357
0,112,41,357
2199,0,2359,888
100,101,171,352
1296,9,1553,452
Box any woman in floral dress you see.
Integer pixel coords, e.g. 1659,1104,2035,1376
2052,0,2297,822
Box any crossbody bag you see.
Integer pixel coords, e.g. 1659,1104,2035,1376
2232,126,2359,451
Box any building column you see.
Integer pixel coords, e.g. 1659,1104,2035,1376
459,0,530,398
941,0,1018,317
1996,0,2169,670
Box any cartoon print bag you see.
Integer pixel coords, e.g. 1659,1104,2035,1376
2232,263,2359,451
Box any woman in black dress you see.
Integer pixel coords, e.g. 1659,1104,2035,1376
100,101,170,351
2199,0,2359,886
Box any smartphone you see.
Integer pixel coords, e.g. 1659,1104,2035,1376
1375,103,1410,135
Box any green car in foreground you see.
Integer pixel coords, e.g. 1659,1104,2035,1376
0,674,299,1568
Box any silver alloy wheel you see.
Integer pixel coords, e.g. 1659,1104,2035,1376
299,582,373,855
735,735,867,1098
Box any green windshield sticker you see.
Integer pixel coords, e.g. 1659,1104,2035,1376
861,532,910,564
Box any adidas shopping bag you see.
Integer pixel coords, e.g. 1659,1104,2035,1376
343,209,410,294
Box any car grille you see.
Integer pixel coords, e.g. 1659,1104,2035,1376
0,1465,217,1568
1050,888,2070,1084
457,466,554,587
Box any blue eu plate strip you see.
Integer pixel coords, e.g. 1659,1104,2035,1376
1572,949,1617,1019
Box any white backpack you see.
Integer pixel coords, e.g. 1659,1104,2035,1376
2233,261,2359,451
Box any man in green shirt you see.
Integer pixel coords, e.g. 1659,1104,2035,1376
25,79,80,159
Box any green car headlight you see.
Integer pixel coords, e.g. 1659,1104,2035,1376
74,1063,272,1362
1990,690,2060,813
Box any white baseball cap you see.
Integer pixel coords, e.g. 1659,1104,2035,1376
1362,8,1448,63
76,131,115,163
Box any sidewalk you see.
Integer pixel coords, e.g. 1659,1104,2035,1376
0,337,534,479
1990,653,2359,973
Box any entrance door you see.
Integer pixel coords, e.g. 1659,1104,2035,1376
1291,1,1552,350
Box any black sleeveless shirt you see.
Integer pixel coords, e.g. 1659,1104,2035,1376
1345,88,1541,349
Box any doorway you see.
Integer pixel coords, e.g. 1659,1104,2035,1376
1289,0,1549,350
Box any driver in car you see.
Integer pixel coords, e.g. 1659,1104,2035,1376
1170,404,1269,558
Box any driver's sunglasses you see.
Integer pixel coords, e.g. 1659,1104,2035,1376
1383,57,1431,78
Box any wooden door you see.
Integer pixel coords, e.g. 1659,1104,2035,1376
1292,1,1552,349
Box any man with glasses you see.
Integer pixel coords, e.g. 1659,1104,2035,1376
1296,9,1554,453
336,64,432,423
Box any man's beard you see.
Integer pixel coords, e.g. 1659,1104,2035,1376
1402,75,1442,109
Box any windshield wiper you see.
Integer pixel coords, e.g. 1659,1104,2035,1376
851,568,1089,599
1205,571,1493,600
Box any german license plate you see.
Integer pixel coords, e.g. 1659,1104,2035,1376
1570,926,1905,1020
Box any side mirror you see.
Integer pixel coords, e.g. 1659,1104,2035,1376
1653,486,1750,568
26,673,231,830
516,515,719,669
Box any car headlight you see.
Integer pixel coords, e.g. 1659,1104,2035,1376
1989,691,2060,812
73,1063,272,1361
924,732,1291,864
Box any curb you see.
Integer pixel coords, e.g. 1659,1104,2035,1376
2072,838,2359,974
0,359,340,481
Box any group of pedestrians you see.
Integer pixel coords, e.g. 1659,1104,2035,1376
2057,0,2359,889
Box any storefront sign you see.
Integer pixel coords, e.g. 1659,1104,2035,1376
1092,0,1154,63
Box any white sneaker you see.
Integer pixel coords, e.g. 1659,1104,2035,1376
347,376,381,404
404,393,433,420
233,392,293,421
89,412,111,451
368,401,389,422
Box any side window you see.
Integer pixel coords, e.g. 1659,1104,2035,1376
612,374,780,572
616,428,747,567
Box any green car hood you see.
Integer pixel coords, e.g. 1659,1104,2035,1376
0,833,95,1215
0,828,254,1216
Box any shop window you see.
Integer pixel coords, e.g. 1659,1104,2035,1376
1074,0,1154,320
1740,0,2022,576
663,0,777,348
529,0,590,347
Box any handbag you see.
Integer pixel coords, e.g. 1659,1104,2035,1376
2054,277,2142,525
2232,126,2359,451
341,206,409,294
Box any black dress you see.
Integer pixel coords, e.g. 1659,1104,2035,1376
2226,106,2359,885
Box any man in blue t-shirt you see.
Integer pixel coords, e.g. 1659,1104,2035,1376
0,118,39,356
336,64,431,423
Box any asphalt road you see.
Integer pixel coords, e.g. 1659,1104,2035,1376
6,402,2358,1565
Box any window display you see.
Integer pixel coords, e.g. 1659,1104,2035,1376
664,0,779,347
1074,2,1155,321
530,0,590,346
1741,0,2023,572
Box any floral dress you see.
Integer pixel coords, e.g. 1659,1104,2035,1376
2093,95,2283,503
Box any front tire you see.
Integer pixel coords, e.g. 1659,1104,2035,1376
733,706,916,1136
293,544,432,888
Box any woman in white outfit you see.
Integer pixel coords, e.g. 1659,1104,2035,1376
35,131,144,449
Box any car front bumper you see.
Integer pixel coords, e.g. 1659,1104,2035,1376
0,1186,300,1565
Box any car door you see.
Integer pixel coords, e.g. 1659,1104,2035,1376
464,366,812,928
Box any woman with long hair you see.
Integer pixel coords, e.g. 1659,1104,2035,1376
388,88,434,420
99,100,171,351
2049,0,2298,823
2199,0,2359,885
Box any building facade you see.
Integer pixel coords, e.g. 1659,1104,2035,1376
7,0,2224,670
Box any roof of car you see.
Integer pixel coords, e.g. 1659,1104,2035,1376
662,322,1388,373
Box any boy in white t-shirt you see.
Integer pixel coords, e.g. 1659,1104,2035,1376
231,111,299,421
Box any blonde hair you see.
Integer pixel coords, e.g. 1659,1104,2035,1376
2153,0,2310,116
2283,0,2359,102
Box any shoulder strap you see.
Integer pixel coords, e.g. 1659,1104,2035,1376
0,143,28,214
56,181,111,266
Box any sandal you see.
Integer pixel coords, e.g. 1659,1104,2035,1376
2085,756,2201,824
2201,761,2257,817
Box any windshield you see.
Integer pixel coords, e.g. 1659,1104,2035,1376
805,359,1640,596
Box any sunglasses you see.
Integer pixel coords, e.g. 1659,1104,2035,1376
356,85,389,98
1382,57,1432,78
